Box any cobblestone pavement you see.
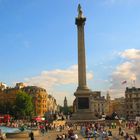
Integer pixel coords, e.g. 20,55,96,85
6,127,140,140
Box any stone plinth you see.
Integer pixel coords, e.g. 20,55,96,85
71,89,97,120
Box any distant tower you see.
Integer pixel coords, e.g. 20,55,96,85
106,91,111,101
64,96,68,107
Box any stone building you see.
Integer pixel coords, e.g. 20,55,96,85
0,82,7,90
22,85,48,116
105,92,111,115
0,87,19,105
109,97,125,118
125,87,140,119
0,82,58,117
105,87,140,119
47,94,58,114
73,87,140,119
90,91,107,117
15,82,26,89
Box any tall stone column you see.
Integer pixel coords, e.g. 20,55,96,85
76,4,88,90
71,4,96,120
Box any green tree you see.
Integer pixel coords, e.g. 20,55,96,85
60,105,73,115
15,91,34,118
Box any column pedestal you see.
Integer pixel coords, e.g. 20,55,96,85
71,89,96,120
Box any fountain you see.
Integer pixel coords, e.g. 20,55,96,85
0,126,40,138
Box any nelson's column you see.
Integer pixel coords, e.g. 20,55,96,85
71,4,96,120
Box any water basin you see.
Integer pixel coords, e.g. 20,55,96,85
0,126,20,133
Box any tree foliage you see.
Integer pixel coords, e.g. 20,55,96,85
15,91,34,118
60,106,73,115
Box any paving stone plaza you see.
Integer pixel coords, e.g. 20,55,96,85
6,126,140,140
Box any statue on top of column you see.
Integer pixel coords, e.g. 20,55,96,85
78,4,83,18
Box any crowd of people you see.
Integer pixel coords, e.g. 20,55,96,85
62,121,139,140
56,131,78,140
0,117,140,140
79,122,111,139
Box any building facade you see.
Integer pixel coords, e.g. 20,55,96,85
0,82,7,90
90,91,108,117
125,87,140,119
0,82,58,117
109,97,125,118
22,85,48,116
47,95,58,114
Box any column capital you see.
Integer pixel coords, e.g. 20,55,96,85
75,17,86,26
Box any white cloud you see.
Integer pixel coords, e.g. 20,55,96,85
25,65,93,89
24,65,93,105
120,48,140,59
111,61,137,87
110,49,140,98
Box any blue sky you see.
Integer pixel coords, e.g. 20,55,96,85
0,0,140,105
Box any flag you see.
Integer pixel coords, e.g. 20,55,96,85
122,80,127,84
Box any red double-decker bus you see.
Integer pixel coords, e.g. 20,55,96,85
0,114,11,123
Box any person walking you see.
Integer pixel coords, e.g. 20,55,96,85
29,131,34,140
119,127,122,135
